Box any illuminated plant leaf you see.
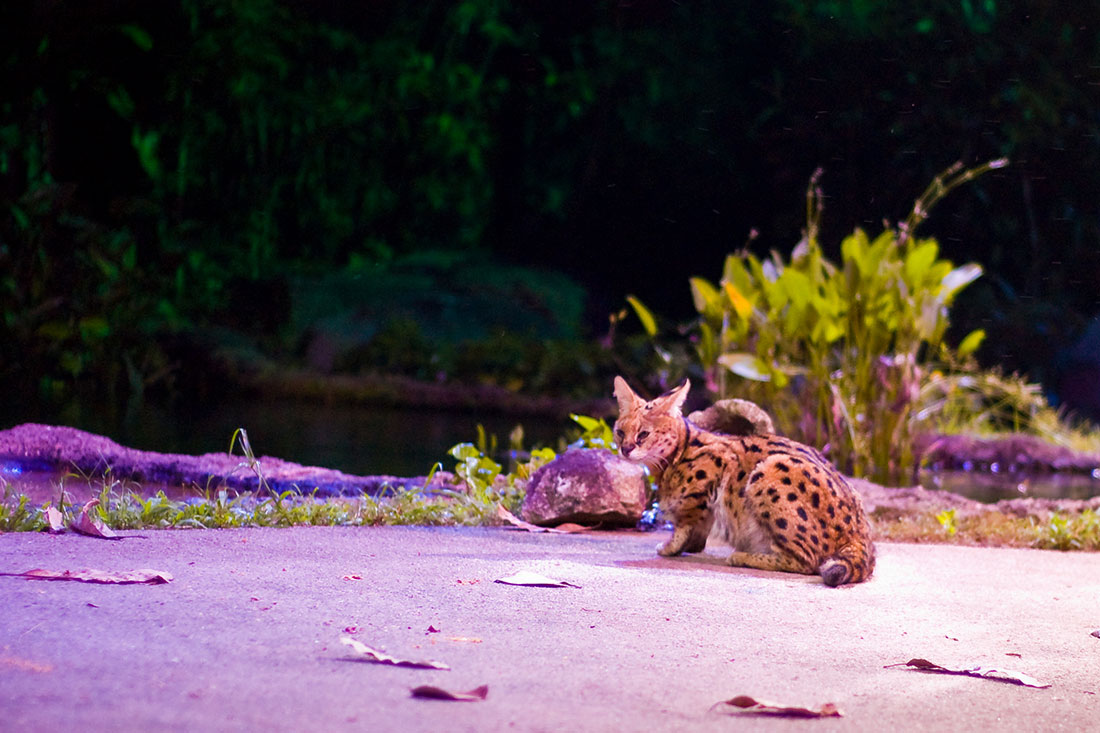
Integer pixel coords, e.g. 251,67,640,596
717,352,772,382
956,329,986,358
940,263,983,302
722,281,754,321
625,295,658,337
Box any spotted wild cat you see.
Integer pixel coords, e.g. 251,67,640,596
613,376,875,586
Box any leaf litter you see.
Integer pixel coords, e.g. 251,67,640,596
712,695,842,718
411,684,488,702
885,658,1051,688
340,637,450,670
69,499,122,539
494,570,581,588
496,506,591,534
1,568,172,584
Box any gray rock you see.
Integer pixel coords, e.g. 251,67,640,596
688,398,775,436
520,449,648,527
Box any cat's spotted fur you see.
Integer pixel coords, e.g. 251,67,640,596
613,376,875,586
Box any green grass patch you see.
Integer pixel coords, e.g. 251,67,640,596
871,507,1100,551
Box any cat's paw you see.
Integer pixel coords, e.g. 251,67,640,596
656,540,681,557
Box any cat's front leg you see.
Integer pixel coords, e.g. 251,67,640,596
657,523,696,556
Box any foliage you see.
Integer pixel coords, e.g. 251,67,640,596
3,0,1099,412
935,508,957,537
658,162,1001,484
447,428,555,514
873,506,1100,551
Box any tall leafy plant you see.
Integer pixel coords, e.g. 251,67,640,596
684,160,1005,484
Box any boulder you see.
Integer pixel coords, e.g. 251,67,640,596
688,398,775,436
520,449,648,527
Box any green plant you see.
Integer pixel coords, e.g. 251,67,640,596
0,482,47,532
935,508,958,537
650,160,1005,484
568,413,617,451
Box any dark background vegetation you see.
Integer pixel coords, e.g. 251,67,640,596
2,0,1099,420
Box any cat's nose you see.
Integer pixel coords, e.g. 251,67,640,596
621,442,635,455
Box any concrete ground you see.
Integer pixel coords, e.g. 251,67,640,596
0,526,1098,732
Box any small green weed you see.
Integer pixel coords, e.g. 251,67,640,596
935,508,957,537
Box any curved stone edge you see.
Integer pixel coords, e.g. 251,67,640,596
0,423,439,498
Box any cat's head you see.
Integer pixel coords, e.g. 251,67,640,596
612,376,690,471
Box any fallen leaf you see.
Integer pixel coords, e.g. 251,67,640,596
44,506,65,533
1091,630,1100,639
714,695,842,718
426,625,441,634
884,658,1051,688
69,499,121,540
496,506,592,534
494,570,581,588
411,684,488,702
1,568,172,584
340,637,450,670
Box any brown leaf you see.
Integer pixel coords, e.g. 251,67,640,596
884,658,1051,688
411,684,488,702
3,568,172,584
494,570,581,588
69,499,121,540
496,506,592,534
340,637,450,670
714,695,842,718
44,506,65,534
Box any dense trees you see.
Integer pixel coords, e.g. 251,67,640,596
2,1,1098,405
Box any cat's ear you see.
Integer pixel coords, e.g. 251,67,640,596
613,376,642,413
655,379,691,416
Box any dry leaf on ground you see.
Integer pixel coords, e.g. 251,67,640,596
885,658,1051,688
69,499,121,540
411,684,488,702
496,506,591,534
1,568,172,584
713,695,842,718
44,506,65,533
494,570,581,588
340,637,450,670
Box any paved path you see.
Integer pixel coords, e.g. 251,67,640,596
1,527,1098,731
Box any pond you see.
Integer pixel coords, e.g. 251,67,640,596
918,468,1100,503
1,397,569,479
3,398,1099,505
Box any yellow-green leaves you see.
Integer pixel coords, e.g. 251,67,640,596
722,282,753,321
625,295,658,337
941,263,983,303
956,329,986,359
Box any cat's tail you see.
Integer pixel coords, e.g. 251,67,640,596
818,542,876,587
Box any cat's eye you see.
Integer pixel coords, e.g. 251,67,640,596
636,430,650,441
614,429,624,439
